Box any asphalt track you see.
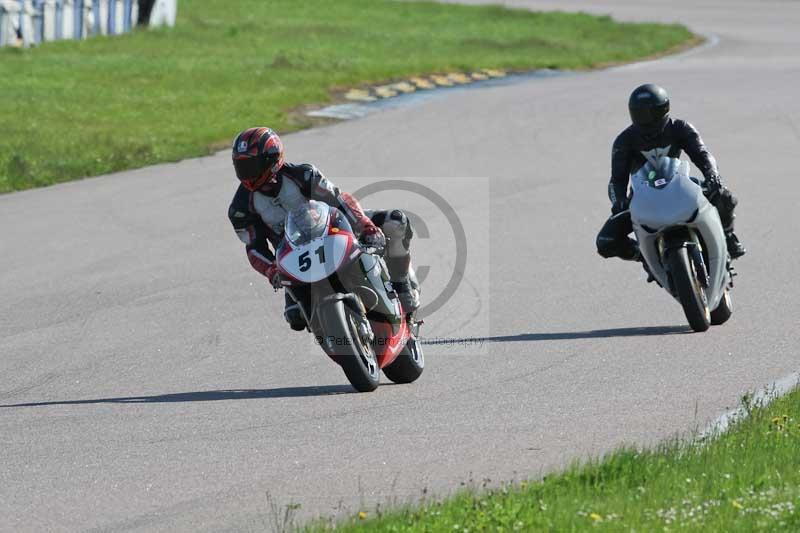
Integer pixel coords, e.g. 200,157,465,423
2,1,799,530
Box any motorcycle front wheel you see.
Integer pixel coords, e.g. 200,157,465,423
317,300,380,392
668,247,711,332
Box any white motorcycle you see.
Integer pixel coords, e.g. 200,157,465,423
630,156,734,332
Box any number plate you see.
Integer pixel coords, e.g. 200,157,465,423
279,234,351,283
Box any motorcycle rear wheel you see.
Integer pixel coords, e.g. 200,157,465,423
710,289,733,325
382,336,425,384
668,247,711,332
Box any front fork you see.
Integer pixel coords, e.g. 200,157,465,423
688,242,710,288
283,286,311,333
287,284,378,348
659,229,710,294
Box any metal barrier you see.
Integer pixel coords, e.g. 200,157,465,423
0,0,177,47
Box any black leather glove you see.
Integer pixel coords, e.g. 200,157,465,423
705,174,723,200
264,263,282,290
608,181,629,216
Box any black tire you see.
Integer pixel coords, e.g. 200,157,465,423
317,302,379,392
668,247,711,332
710,289,734,325
383,336,425,384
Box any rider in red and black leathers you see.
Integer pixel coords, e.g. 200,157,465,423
228,127,419,330
596,84,746,261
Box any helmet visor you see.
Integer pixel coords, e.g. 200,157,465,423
234,156,266,181
629,102,669,127
234,157,269,191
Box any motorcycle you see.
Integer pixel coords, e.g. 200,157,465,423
630,156,734,332
275,200,424,392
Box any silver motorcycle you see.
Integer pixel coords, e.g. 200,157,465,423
630,156,734,332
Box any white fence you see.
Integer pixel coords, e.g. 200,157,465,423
0,0,176,47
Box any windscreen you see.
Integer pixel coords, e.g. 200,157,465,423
285,201,329,245
630,156,703,228
632,156,689,190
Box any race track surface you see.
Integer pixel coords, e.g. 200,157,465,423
2,1,799,530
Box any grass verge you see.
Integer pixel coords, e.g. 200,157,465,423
0,0,693,193
310,386,800,531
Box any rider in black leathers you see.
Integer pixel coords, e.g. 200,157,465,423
596,84,746,261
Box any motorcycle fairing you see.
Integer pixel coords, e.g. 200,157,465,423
278,234,354,284
630,157,729,311
371,319,411,369
277,202,357,284
630,158,702,229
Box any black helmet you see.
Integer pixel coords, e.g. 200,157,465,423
628,84,670,131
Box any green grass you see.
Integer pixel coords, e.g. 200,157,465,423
0,0,693,193
311,387,800,531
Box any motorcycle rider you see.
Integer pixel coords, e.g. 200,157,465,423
227,127,420,330
596,84,746,261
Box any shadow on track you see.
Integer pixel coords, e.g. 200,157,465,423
0,384,356,408
422,325,690,345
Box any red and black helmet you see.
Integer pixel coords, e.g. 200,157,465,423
232,127,285,192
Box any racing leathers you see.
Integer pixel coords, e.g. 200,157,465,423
596,118,746,260
228,162,419,330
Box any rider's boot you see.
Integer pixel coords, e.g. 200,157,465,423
393,278,420,315
619,237,640,261
283,293,307,331
385,255,420,315
725,230,746,259
378,209,420,315
712,188,746,259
